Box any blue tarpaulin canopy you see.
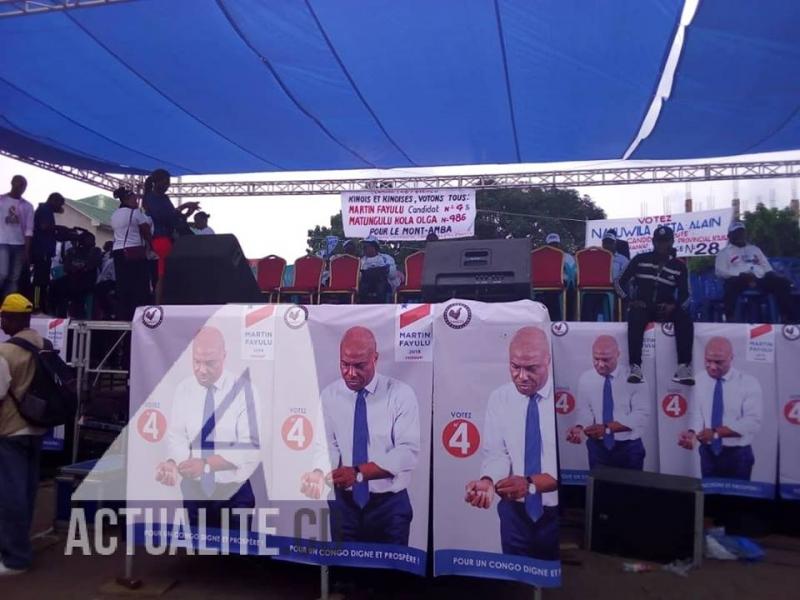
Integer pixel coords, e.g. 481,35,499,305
0,0,798,175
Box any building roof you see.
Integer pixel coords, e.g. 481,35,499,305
64,195,116,229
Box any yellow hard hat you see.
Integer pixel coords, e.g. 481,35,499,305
1,293,33,314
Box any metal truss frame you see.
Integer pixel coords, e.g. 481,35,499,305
3,148,800,197
0,0,133,18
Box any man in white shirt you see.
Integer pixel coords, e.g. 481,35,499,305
464,327,558,560
190,212,215,236
300,326,420,545
566,335,649,470
155,327,260,526
678,336,762,480
715,221,793,323
0,176,35,298
602,229,630,281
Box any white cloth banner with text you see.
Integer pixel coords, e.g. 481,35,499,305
586,208,733,258
342,189,475,241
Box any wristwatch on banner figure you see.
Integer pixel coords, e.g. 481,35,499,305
354,464,364,484
203,459,212,476
527,476,537,496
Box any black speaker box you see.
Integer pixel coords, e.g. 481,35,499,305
586,467,704,565
163,234,262,305
421,238,531,303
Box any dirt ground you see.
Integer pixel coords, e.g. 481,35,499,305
2,481,799,600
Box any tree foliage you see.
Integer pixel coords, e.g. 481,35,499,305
742,204,800,257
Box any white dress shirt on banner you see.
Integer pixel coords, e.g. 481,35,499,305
575,367,649,441
313,373,420,494
479,380,558,507
689,368,763,447
166,370,260,485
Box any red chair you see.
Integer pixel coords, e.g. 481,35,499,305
256,255,286,302
530,247,567,320
575,247,619,321
278,255,324,304
395,251,425,303
319,255,360,304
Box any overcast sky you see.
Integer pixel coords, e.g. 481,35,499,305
1,151,798,261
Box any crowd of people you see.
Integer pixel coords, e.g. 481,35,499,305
0,171,211,321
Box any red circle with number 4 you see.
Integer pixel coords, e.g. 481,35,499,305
137,409,166,443
662,394,688,418
282,415,313,450
555,391,575,415
442,419,480,458
784,399,800,425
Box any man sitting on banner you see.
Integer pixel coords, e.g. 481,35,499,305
567,335,649,471
358,236,397,304
300,327,420,546
0,294,45,576
155,326,261,528
464,327,558,560
678,336,762,481
715,220,794,323
615,225,695,386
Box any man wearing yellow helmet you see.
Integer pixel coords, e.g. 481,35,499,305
0,293,45,576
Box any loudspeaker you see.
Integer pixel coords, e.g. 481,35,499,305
163,234,262,305
586,467,703,565
421,238,531,303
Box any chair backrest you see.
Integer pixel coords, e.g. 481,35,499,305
328,254,360,289
576,247,613,288
531,246,565,288
256,255,286,291
403,251,425,289
292,255,324,289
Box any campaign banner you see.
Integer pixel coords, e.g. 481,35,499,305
341,188,475,241
1,317,70,451
126,304,274,552
777,324,800,500
269,303,432,574
551,322,658,485
432,300,561,587
656,323,778,498
585,208,732,258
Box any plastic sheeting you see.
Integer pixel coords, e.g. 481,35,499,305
0,0,795,174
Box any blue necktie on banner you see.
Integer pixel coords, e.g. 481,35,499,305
201,386,216,497
524,394,544,522
711,379,723,456
352,389,369,508
602,376,615,450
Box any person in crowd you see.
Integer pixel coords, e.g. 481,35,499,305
190,211,215,236
602,229,629,280
715,220,794,323
545,232,577,286
0,176,34,298
679,336,762,480
111,187,152,321
358,236,396,304
425,231,439,242
155,327,260,528
615,225,694,386
301,327,420,545
31,192,65,313
567,335,649,471
342,239,358,257
94,241,116,320
141,169,199,302
49,231,101,319
465,326,558,560
0,293,45,576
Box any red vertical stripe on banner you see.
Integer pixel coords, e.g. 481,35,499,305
750,324,773,339
645,322,656,331
48,319,64,330
400,304,431,329
245,305,275,328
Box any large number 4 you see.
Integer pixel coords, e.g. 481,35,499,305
141,411,161,441
555,393,571,413
665,395,683,417
788,402,800,423
286,417,306,448
448,421,471,456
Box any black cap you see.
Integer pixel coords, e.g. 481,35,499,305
653,225,674,241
